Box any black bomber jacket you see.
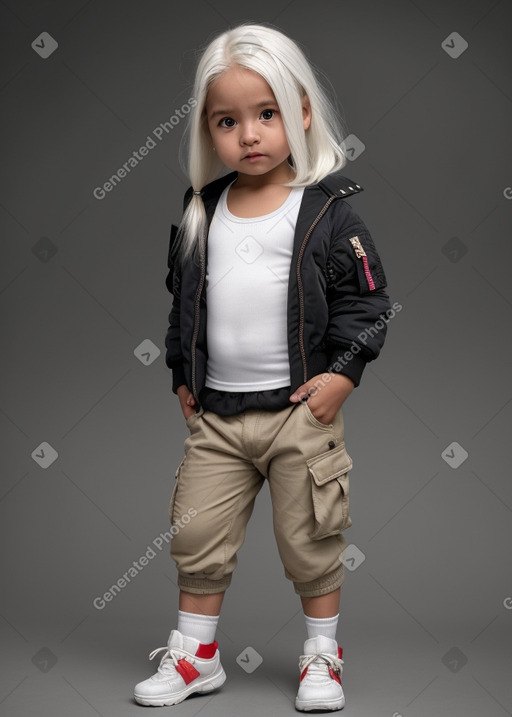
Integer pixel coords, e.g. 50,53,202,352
165,169,391,404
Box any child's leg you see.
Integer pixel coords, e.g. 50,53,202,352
300,587,340,618
176,591,225,644
179,590,225,616
257,403,348,710
301,589,340,642
169,410,265,595
262,402,350,600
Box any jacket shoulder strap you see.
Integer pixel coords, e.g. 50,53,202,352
318,173,364,199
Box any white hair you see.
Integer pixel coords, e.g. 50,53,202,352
175,22,348,264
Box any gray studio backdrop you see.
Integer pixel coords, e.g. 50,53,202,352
1,1,511,716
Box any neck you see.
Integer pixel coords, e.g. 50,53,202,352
233,164,295,189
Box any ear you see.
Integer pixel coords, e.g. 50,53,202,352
302,95,311,131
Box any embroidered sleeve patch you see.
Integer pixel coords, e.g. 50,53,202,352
348,235,387,293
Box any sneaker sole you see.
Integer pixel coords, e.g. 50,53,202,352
295,695,345,712
134,665,226,706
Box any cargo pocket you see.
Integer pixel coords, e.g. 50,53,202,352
306,443,353,540
168,457,185,525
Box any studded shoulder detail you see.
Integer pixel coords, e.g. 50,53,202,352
318,173,364,199
337,178,363,196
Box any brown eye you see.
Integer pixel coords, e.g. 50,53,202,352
261,109,275,120
219,117,236,127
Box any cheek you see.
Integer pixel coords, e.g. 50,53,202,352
215,134,236,152
279,131,291,151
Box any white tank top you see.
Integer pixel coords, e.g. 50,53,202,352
205,179,305,392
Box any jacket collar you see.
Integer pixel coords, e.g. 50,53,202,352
197,168,364,207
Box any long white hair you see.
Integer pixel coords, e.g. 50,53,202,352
175,22,348,264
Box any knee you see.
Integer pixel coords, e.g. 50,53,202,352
170,512,231,578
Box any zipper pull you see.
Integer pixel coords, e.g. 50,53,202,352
349,236,366,258
349,236,376,291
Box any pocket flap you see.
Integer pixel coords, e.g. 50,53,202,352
306,443,353,486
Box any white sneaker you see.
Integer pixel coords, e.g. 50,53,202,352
133,629,226,706
295,635,345,712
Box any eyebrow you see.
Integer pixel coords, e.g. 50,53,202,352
208,99,278,120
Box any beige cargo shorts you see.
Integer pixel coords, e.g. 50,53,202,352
168,400,353,598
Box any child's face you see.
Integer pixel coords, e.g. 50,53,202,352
205,65,309,184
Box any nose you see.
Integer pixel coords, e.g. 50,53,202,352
239,121,260,146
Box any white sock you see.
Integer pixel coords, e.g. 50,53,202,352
177,610,219,644
304,613,339,641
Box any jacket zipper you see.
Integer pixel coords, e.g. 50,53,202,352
349,236,376,290
297,196,337,383
190,236,206,402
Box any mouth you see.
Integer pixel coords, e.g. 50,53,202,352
243,152,264,159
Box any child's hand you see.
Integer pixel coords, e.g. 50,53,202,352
176,384,197,420
290,373,354,425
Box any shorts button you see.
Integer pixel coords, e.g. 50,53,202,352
328,440,336,450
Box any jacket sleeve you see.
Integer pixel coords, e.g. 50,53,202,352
164,187,195,393
325,214,391,387
164,222,187,393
